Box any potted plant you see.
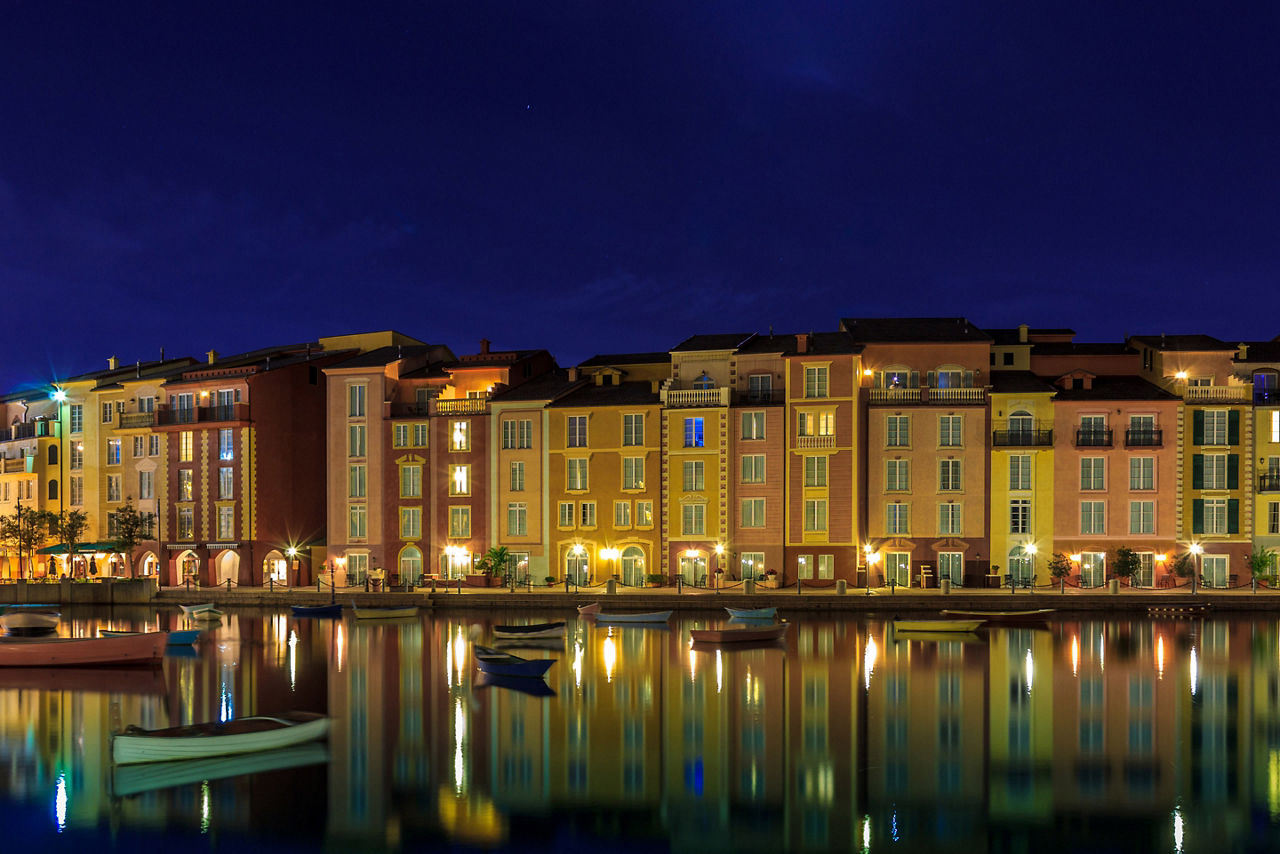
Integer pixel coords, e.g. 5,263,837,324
759,569,779,589
645,573,664,588
470,546,510,587
544,575,556,587
1249,547,1277,586
1110,546,1141,587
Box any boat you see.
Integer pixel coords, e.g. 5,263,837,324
493,621,567,640
939,608,1055,626
352,606,418,620
0,632,167,667
291,603,343,618
689,623,790,644
111,710,330,765
690,638,787,653
474,673,557,697
492,637,565,652
1,611,60,636
0,666,167,695
113,742,330,797
578,603,672,623
893,618,985,633
725,606,777,620
891,630,985,644
100,629,202,646
180,603,219,616
472,645,555,678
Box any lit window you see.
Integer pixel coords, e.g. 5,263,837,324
450,420,470,451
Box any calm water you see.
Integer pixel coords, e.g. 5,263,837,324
3,606,1280,852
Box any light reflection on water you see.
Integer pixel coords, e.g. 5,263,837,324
0,609,1279,850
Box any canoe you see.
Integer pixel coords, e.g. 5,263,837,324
180,603,218,616
473,645,555,678
352,606,417,620
578,603,672,623
474,673,557,697
893,619,985,633
0,632,167,667
689,623,790,644
100,629,202,646
112,710,330,765
291,604,343,618
493,621,566,640
939,608,1055,625
725,606,777,620
1,611,60,635
113,742,330,797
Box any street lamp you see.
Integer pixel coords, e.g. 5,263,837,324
864,546,880,594
1025,543,1037,587
1189,544,1203,593
50,387,67,578
714,543,725,589
286,546,299,587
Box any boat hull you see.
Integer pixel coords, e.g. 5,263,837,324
493,621,567,639
1,612,60,634
939,608,1054,626
593,611,672,623
689,624,790,644
352,606,417,620
113,742,330,797
112,712,330,765
291,604,343,618
101,629,202,646
894,619,985,633
0,632,167,667
725,607,777,620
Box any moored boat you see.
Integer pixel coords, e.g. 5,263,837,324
689,623,790,644
939,608,1055,626
352,606,418,620
0,632,167,667
725,606,777,620
113,742,330,797
0,611,60,636
180,603,218,616
578,603,672,623
493,621,566,640
473,645,555,678
100,629,202,646
291,603,343,618
893,618,985,633
112,710,330,765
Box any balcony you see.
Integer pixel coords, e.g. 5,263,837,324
1183,385,1251,403
1261,473,1280,492
1255,389,1280,405
662,387,731,408
992,428,1053,447
796,434,836,449
1075,429,1113,447
1125,429,1163,447
869,387,987,405
156,403,249,426
390,402,432,418
432,397,489,415
2,458,29,474
734,389,785,405
0,420,57,442
118,412,156,429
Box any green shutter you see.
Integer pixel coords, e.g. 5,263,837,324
1193,410,1204,445
1228,409,1240,445
1192,499,1204,534
1228,498,1240,534
1227,454,1239,489
1192,454,1204,489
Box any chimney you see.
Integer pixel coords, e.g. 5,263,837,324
594,372,604,386
107,355,119,370
568,367,579,381
796,333,809,354
206,349,219,365
480,338,490,355
1238,343,1250,360
650,379,661,394
1017,324,1028,343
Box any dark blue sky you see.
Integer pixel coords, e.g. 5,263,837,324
3,2,1278,392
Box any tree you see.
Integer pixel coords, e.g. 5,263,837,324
1111,546,1142,580
109,499,155,578
1248,547,1277,582
48,510,88,578
477,545,512,578
0,506,54,579
1047,552,1074,580
1172,551,1196,578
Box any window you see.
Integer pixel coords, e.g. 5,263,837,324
178,506,194,540
1081,501,1105,534
683,460,704,491
622,457,644,489
817,554,835,579
401,464,423,498
567,415,588,447
558,502,574,527
886,503,909,534
623,414,644,446
798,411,834,437
138,470,153,500
1079,415,1107,445
804,366,829,398
1201,499,1227,534
400,546,423,582
580,502,597,527
567,458,588,490
102,401,114,423
887,415,910,447
804,499,828,532
348,425,366,458
400,507,421,539
741,552,765,577
742,498,765,527
939,552,963,586
939,502,962,535
178,469,193,501
636,501,653,527
508,503,528,536
449,506,471,538
614,501,631,527
133,436,145,458
1200,454,1227,489
1129,457,1154,490
1269,502,1279,535
348,384,366,417
394,424,409,448
218,506,235,540
1080,458,1105,490
804,456,827,487
1010,499,1030,534
886,459,909,491
742,412,765,439
71,442,85,470
939,416,962,447
939,459,961,491
510,461,525,491
450,420,470,451
748,374,773,402
218,429,233,459
446,464,466,496
106,438,121,465
1129,500,1154,534
69,404,82,434
684,417,704,447
219,466,233,499
105,474,121,502
1009,455,1031,490
348,464,366,498
797,554,813,579
138,396,155,413
70,476,83,506
148,434,160,456
516,419,532,449
348,504,367,538
1203,410,1228,445
682,504,706,535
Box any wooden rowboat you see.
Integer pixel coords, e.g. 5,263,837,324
689,623,790,644
578,603,672,623
1,611,60,635
352,606,418,620
0,632,167,667
473,645,555,678
112,710,330,765
725,606,777,620
474,672,557,697
113,742,330,797
100,629,202,646
939,608,1055,626
493,621,566,640
180,603,218,616
893,618,985,633
291,604,343,618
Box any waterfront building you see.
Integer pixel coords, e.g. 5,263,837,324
1235,340,1280,570
0,391,62,577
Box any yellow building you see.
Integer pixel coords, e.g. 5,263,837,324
989,373,1057,587
1234,342,1280,567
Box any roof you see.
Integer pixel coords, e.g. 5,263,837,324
1128,334,1234,352
984,327,1075,345
547,379,661,408
1051,375,1180,402
1234,341,1280,363
452,348,545,368
1031,342,1135,356
841,317,991,343
577,352,672,368
326,344,444,370
734,331,862,356
490,369,579,402
670,333,757,352
989,371,1058,394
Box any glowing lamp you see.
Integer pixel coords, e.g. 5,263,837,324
1156,554,1168,562
1069,554,1082,562
714,544,724,555
51,389,67,403
286,547,298,558
1175,371,1188,380
1025,544,1037,555
1189,544,1203,555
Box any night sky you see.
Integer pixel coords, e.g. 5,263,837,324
3,2,1279,393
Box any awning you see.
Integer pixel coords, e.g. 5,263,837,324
36,541,119,555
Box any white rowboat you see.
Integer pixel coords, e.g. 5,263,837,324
112,711,330,765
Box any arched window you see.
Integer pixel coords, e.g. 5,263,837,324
47,445,57,465
1009,409,1033,440
1008,546,1033,584
620,546,645,586
47,480,58,501
400,546,423,585
693,372,715,390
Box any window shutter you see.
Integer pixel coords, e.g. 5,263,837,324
1192,499,1204,534
1192,409,1204,445
1228,499,1240,534
1228,409,1240,445
1192,454,1204,489
964,371,974,387
909,371,919,388
927,371,937,388
1227,455,1239,489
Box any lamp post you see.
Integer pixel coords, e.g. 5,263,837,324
287,546,299,587
864,546,880,595
50,388,66,578
1025,543,1037,591
1189,544,1203,594
714,543,725,590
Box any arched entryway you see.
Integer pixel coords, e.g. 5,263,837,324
565,546,589,585
214,549,240,587
1008,546,1033,584
176,549,201,585
262,549,288,586
137,550,159,577
399,546,423,587
620,545,646,586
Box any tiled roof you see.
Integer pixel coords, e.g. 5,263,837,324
989,371,1057,394
1051,375,1179,401
547,380,661,408
841,317,991,343
1031,342,1135,356
984,327,1075,344
578,352,672,368
490,369,579,402
1128,334,1234,352
1234,341,1280,363
671,333,757,352
326,344,443,370
735,332,862,355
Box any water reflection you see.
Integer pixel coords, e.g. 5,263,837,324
2,610,1280,850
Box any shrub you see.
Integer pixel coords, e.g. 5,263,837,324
1111,546,1141,579
1048,553,1073,579
645,573,665,586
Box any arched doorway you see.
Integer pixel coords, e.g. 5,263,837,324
399,546,423,587
565,547,589,585
1008,546,1033,585
138,551,159,577
678,551,705,585
176,549,200,585
263,549,288,586
620,546,645,586
214,550,240,587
